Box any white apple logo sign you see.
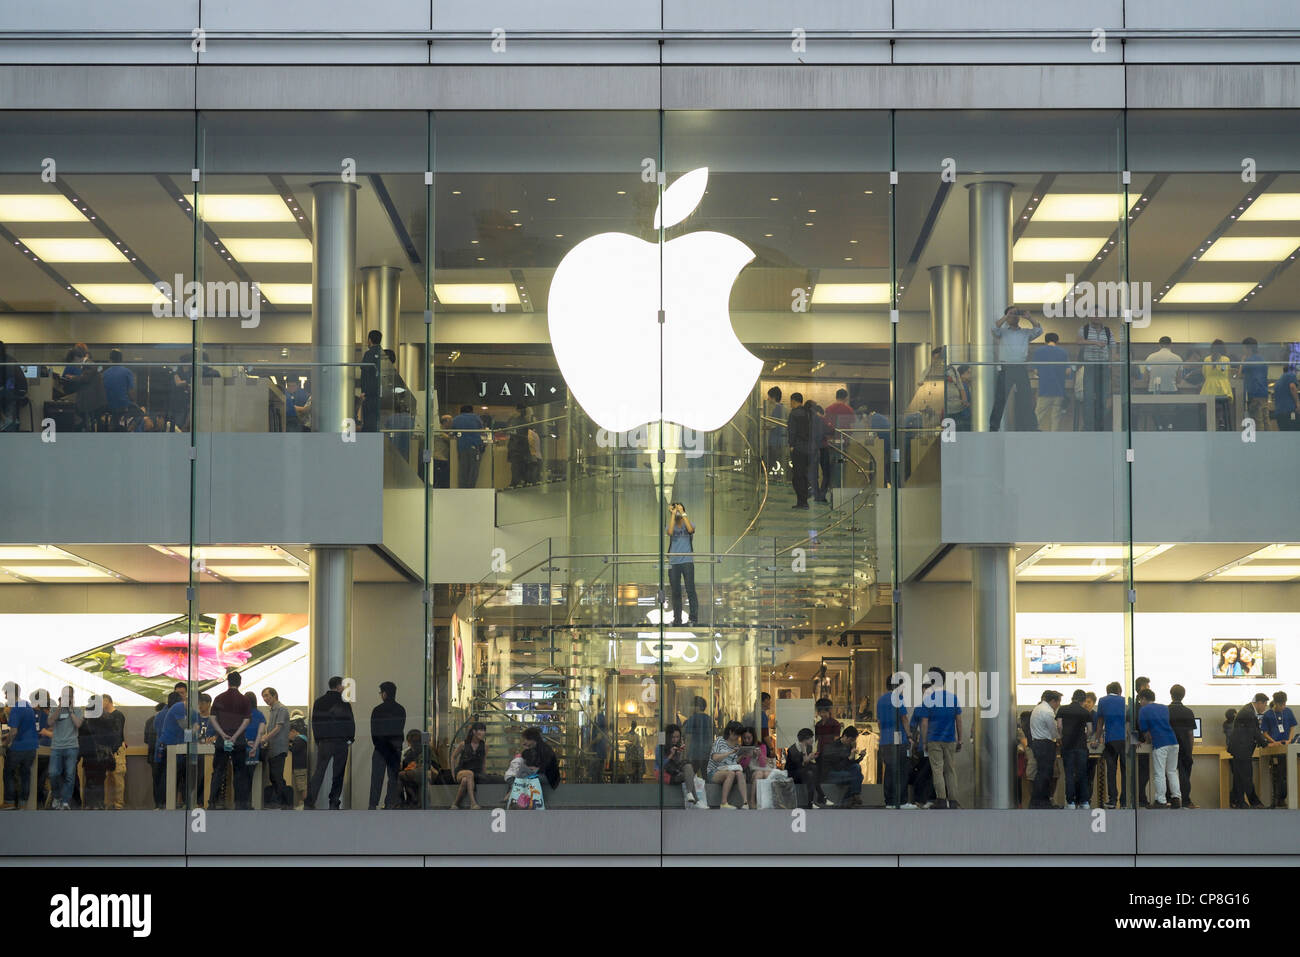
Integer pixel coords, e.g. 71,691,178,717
548,167,762,434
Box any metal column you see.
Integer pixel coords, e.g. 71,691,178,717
309,181,357,806
928,263,970,360
972,546,1016,808
361,265,401,362
966,182,1013,433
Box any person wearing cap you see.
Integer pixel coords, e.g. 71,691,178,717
1227,694,1272,809
369,681,406,810
1261,691,1297,808
1137,688,1180,809
1029,690,1062,808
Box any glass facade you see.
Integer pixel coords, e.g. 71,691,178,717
2,107,1299,838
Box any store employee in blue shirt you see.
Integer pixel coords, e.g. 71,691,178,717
918,667,963,809
1262,691,1297,807
1033,332,1071,432
1137,688,1181,809
154,692,189,809
877,677,908,808
1096,682,1127,809
450,404,486,488
2,687,38,807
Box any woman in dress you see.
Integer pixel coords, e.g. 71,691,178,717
450,721,488,809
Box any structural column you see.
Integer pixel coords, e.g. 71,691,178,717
972,547,1016,808
966,182,1013,433
361,265,401,361
928,264,969,361
309,182,357,806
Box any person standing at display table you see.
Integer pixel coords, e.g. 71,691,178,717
766,386,786,475
988,306,1042,432
1240,337,1272,432
918,668,963,809
1077,315,1115,431
1227,695,1271,809
666,502,698,627
1029,690,1062,809
259,688,290,809
1,685,36,810
100,695,127,810
1137,688,1181,809
210,672,253,810
877,678,908,809
1199,339,1234,432
1167,685,1198,809
1271,364,1299,431
1096,683,1128,809
1132,676,1152,808
1261,691,1297,808
785,392,813,509
154,691,188,809
284,378,311,432
47,688,84,811
1082,692,1102,805
1055,690,1093,810
78,695,121,810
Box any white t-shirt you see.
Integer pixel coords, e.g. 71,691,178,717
1142,347,1183,393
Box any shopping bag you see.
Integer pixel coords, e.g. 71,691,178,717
508,775,545,810
689,775,708,808
755,775,775,809
770,777,797,809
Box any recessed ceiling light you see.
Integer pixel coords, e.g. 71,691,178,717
863,190,873,195
770,197,779,202
513,222,522,227
219,237,313,263
843,257,853,261
259,283,313,305
810,283,890,305
1013,237,1109,261
1160,282,1257,303
451,190,461,195
1200,236,1300,261
763,233,773,238
509,209,519,214
849,239,859,244
72,283,169,305
0,194,88,222
205,565,308,579
18,237,127,263
470,240,479,244
434,283,522,306
1031,194,1140,222
1238,193,1300,220
183,194,295,222
554,233,564,238
546,197,556,202
804,222,814,227
476,256,485,261
807,208,817,213
617,190,626,196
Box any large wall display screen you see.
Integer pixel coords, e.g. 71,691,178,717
1017,613,1297,708
0,613,309,706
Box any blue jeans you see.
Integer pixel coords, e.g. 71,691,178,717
1062,748,1089,805
826,766,863,797
48,747,79,805
3,749,34,806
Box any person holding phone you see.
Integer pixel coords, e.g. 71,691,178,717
666,502,698,627
707,721,748,809
656,724,698,805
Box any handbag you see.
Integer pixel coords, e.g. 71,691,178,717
507,774,545,810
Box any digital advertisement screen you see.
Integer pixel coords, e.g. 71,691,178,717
1210,639,1276,679
0,613,309,706
1022,638,1084,679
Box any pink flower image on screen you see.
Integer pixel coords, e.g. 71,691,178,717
115,633,251,681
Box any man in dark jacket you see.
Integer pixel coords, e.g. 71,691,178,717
359,329,383,432
368,681,406,810
1167,684,1198,808
1227,694,1270,809
785,392,812,509
306,675,356,810
819,726,864,808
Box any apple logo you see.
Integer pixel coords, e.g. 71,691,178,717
548,167,762,434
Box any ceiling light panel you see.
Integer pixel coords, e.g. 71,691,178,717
184,194,295,222
72,283,169,305
1199,237,1300,261
1013,237,1109,261
434,283,522,306
1031,194,1139,222
219,238,312,263
258,283,311,305
0,194,89,222
1237,193,1300,221
18,237,128,263
1160,282,1257,304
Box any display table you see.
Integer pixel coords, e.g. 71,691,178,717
1117,393,1216,432
0,744,148,808
164,743,268,809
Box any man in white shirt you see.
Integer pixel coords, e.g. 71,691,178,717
1029,690,1062,808
989,306,1043,431
1140,336,1183,430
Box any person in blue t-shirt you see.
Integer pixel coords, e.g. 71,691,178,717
877,677,908,807
153,692,188,809
102,348,156,430
1096,681,1127,808
1241,337,1271,431
1274,366,1299,430
1033,332,1071,432
1262,691,1298,807
1137,688,1180,808
450,404,485,488
2,685,38,807
244,692,266,762
918,667,963,809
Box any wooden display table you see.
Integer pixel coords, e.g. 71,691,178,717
165,743,268,809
